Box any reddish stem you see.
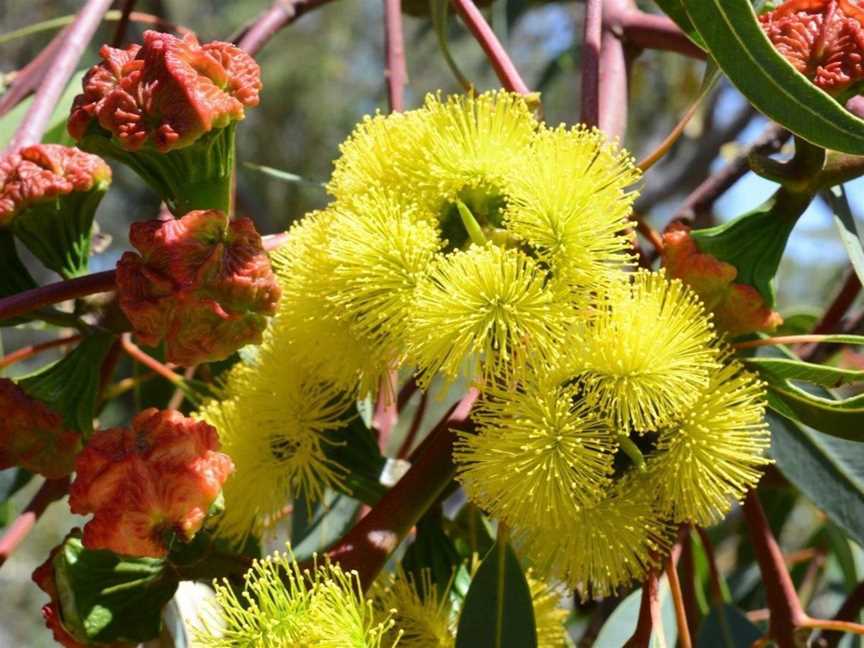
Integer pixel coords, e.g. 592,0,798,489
236,0,337,55
581,0,603,127
680,531,701,643
597,0,634,139
97,338,123,399
0,270,116,323
614,10,705,59
742,490,808,647
667,543,693,648
7,0,114,150
450,0,530,95
111,0,137,46
802,269,862,361
0,477,70,569
384,0,407,113
626,570,661,647
120,333,183,386
696,527,725,605
0,334,82,370
327,389,478,589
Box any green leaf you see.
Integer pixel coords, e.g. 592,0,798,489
653,0,705,49
324,415,388,506
682,0,864,154
746,356,864,387
455,538,537,648
52,532,178,644
690,191,808,306
19,333,116,434
696,604,762,648
595,577,678,647
402,510,463,600
766,381,864,442
826,185,864,286
0,229,38,325
769,413,864,546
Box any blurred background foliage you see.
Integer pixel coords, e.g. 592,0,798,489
1,0,862,645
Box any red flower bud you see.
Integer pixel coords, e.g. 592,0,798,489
0,378,79,479
69,31,261,152
0,144,110,226
116,209,280,365
760,0,864,95
662,228,783,336
69,408,234,558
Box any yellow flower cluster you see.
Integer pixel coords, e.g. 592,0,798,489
199,90,771,607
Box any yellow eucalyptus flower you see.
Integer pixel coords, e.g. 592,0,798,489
647,357,771,526
199,550,397,647
504,125,639,290
517,474,673,600
455,369,616,528
197,355,352,545
373,569,455,648
408,244,571,387
570,269,719,433
526,570,569,648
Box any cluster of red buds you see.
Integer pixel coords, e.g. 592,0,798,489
662,227,783,336
0,378,79,479
760,0,864,95
69,408,234,558
68,30,261,152
116,209,281,365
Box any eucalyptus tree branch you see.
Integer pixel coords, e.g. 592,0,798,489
7,0,114,151
384,0,407,113
450,0,530,95
235,0,338,55
581,0,602,127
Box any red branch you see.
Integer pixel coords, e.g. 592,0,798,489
626,569,661,647
0,477,70,569
615,10,704,59
597,0,633,139
581,0,603,127
0,271,116,323
235,0,337,55
0,334,82,370
121,334,182,385
450,0,530,95
383,0,407,113
7,0,115,150
327,389,478,589
742,491,808,646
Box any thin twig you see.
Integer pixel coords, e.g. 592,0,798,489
450,0,530,95
0,271,116,322
111,0,137,47
383,0,406,113
667,546,693,648
120,333,183,387
0,478,70,569
235,0,337,56
581,0,602,127
327,389,478,589
801,269,862,362
7,0,115,151
625,569,660,647
0,334,82,370
679,530,701,642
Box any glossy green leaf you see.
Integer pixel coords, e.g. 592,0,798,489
746,357,864,387
19,333,116,435
769,414,864,546
323,415,387,506
402,511,463,600
766,382,864,442
455,539,537,648
52,532,178,644
683,0,864,154
696,604,762,648
653,0,705,48
826,185,864,286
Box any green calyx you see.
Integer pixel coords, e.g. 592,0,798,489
78,122,236,216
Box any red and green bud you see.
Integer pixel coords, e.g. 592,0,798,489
0,378,80,479
69,408,234,558
0,144,111,277
115,209,280,365
68,31,261,214
662,227,783,336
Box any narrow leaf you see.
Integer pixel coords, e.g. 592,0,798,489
746,356,864,387
683,0,864,153
455,539,537,648
766,383,864,442
770,413,864,546
826,185,864,286
653,0,705,49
